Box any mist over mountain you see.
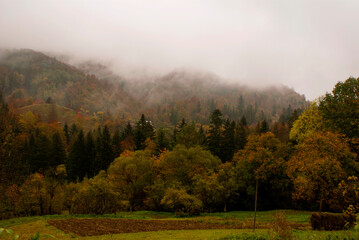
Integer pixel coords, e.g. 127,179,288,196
0,49,307,127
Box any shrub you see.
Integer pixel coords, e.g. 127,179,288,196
270,212,292,240
161,187,203,215
310,212,356,230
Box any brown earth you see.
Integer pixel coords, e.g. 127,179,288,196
47,218,245,237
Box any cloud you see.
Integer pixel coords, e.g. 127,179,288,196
1,0,359,99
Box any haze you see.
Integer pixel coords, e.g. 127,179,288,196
1,0,359,100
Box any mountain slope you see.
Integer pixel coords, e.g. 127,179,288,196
0,49,307,127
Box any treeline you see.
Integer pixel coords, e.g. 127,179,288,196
0,77,358,219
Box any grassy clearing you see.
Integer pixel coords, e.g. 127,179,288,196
0,210,356,240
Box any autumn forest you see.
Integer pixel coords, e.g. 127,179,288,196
0,49,358,221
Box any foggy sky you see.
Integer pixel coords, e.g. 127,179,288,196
1,0,359,100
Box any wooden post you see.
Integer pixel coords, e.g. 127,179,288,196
253,178,258,232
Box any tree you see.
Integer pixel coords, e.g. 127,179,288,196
155,129,170,154
161,145,221,187
207,109,224,160
134,114,154,150
319,77,359,139
161,187,203,215
259,120,269,134
112,128,122,158
49,132,66,167
66,130,87,181
221,119,235,162
20,173,48,215
176,122,203,148
286,132,357,212
85,131,96,178
107,150,154,211
93,125,114,175
289,102,326,144
233,132,287,230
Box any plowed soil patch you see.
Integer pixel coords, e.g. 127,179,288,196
47,219,243,236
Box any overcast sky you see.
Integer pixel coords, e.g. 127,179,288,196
1,0,359,100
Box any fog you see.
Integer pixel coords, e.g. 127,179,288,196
1,0,359,100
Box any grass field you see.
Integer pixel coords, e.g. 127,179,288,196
0,210,358,240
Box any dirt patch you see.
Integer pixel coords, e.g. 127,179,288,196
47,218,244,236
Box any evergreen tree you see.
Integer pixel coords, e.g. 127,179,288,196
155,129,170,153
260,120,269,134
222,119,236,162
69,123,78,142
112,128,122,157
93,125,114,175
85,131,96,178
198,125,207,147
134,114,154,150
207,109,224,160
63,122,70,146
29,130,51,173
235,120,247,151
49,132,66,167
240,116,248,127
66,130,87,181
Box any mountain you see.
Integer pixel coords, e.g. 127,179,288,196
0,49,141,117
0,49,307,127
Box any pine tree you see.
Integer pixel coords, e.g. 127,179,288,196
93,125,114,175
85,131,96,178
198,125,207,147
66,130,86,181
112,128,122,158
49,132,66,167
156,129,170,153
260,120,269,134
135,114,154,150
222,119,235,162
63,122,70,146
207,109,224,160
235,120,247,151
29,130,51,173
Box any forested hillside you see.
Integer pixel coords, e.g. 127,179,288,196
2,49,358,220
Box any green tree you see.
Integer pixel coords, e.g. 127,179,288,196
161,145,221,187
207,109,224,160
66,130,87,181
107,150,154,211
93,125,114,175
233,132,288,230
289,102,326,144
49,132,66,167
319,77,359,139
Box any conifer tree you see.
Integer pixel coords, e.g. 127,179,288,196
235,120,247,151
135,114,154,150
156,129,170,153
49,132,66,167
85,131,96,178
207,109,224,160
63,122,70,146
112,128,122,157
66,130,86,181
93,125,114,175
222,119,236,162
260,120,269,133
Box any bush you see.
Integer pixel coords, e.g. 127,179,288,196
270,212,292,240
310,212,356,230
161,187,203,215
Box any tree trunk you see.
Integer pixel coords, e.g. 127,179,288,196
253,178,258,232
